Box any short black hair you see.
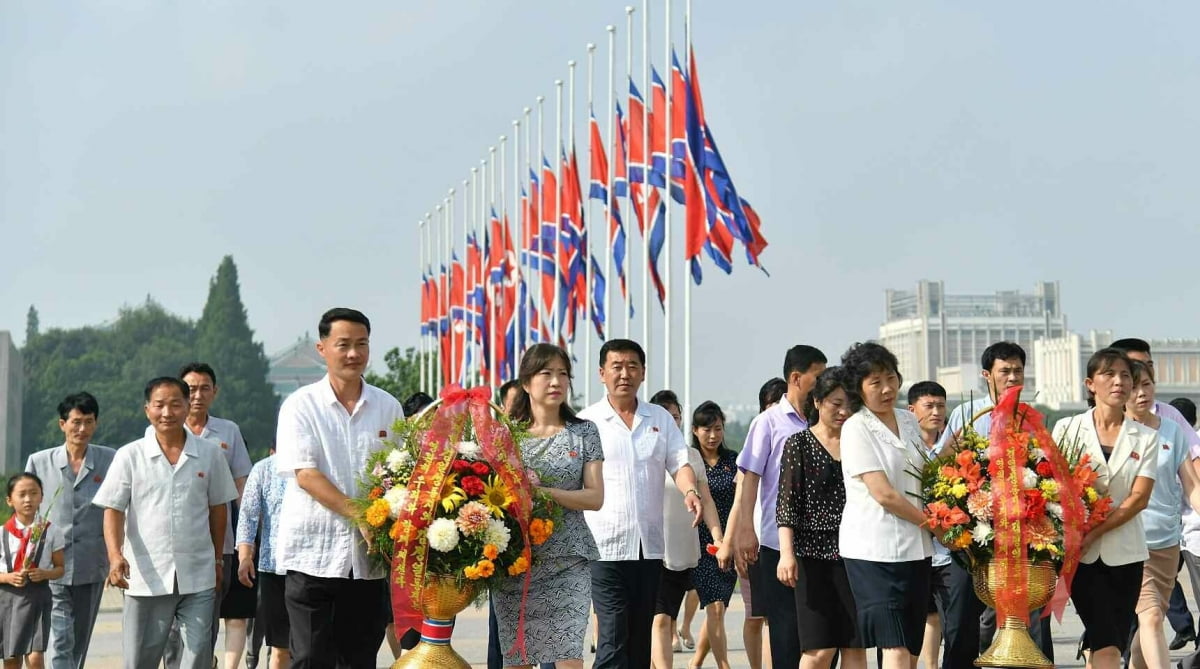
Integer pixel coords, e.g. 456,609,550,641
599,338,646,367
498,380,520,404
1111,338,1152,356
783,345,827,379
907,381,947,406
144,377,190,402
319,308,371,338
402,391,434,418
758,377,787,413
57,392,99,420
1170,397,1198,427
6,472,43,498
1084,347,1133,408
840,342,902,412
178,362,218,386
650,389,681,413
981,342,1026,372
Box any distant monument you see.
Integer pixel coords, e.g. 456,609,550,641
267,334,327,399
0,331,22,473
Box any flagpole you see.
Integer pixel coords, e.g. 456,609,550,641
488,145,499,388
605,25,617,345
464,176,473,386
585,45,595,408
536,95,546,344
476,159,487,387
447,189,456,388
418,216,426,393
662,0,673,393
514,116,524,361
684,0,692,425
523,106,532,348
553,78,563,347
641,0,651,399
430,207,441,393
499,135,508,383
625,7,634,340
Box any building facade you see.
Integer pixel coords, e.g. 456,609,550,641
0,332,22,473
878,280,1068,394
267,335,327,399
1032,330,1114,410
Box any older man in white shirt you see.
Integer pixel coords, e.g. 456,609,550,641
580,339,702,669
93,377,238,669
274,308,404,669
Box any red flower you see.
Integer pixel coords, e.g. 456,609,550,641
1022,489,1046,522
1035,461,1054,478
471,462,491,476
451,460,470,473
460,475,485,497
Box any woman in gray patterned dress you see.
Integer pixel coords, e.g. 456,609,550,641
493,344,605,668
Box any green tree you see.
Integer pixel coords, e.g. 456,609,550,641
21,299,196,453
25,305,39,342
194,256,280,458
366,347,431,402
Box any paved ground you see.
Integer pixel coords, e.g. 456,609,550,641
85,579,1200,668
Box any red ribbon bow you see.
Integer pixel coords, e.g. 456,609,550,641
439,384,492,407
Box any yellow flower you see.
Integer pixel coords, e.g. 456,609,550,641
932,482,951,498
483,543,499,560
365,499,391,528
464,565,482,580
950,483,968,499
476,559,495,578
953,531,973,549
507,555,529,576
482,476,515,518
1085,487,1099,504
1038,479,1059,502
440,473,467,513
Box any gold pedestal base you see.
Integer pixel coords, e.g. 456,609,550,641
974,617,1053,668
390,638,471,669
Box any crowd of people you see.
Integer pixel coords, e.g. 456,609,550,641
4,306,1200,669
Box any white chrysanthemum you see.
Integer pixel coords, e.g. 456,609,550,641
973,521,993,545
457,441,483,460
385,448,413,471
484,518,511,552
384,486,409,518
1029,447,1045,462
1021,468,1039,490
427,518,461,552
1046,502,1063,519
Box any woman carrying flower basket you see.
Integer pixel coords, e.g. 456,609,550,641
1052,348,1159,669
495,344,604,669
1125,359,1200,668
836,343,939,669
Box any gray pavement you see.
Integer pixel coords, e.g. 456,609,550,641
84,580,1200,668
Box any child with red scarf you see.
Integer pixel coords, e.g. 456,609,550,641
0,473,64,667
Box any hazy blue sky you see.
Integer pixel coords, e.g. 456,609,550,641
3,3,1199,413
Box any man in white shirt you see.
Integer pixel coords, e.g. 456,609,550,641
25,391,116,669
163,362,253,668
579,339,702,669
93,377,238,669
274,308,404,669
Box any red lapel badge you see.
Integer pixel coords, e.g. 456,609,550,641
198,471,206,478
379,430,387,438
650,426,660,433
220,442,229,450
1130,451,1141,461
1164,443,1171,450
568,450,579,458
93,475,102,483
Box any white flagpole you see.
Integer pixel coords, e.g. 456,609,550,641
447,189,456,388
418,216,426,393
553,79,564,348
513,117,523,361
625,7,635,340
642,0,653,398
463,176,471,386
684,0,692,424
427,209,438,393
605,25,617,345
499,135,508,383
523,106,532,348
536,96,546,343
662,0,673,393
488,146,499,388
585,46,595,407
434,204,444,393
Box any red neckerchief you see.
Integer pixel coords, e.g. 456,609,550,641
4,516,35,571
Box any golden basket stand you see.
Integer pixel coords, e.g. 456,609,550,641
971,561,1057,668
391,574,481,669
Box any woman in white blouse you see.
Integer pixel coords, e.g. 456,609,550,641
1052,348,1158,669
836,343,938,669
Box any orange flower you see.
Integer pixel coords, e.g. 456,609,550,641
955,450,976,467
507,555,529,576
476,559,495,578
529,518,554,545
464,564,482,580
953,531,973,549
483,543,499,560
389,521,407,541
926,501,970,530
364,499,391,528
368,486,384,500
1073,455,1099,488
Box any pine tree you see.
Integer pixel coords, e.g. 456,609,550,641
194,256,280,457
25,305,39,342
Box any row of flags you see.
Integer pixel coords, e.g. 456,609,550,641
419,45,769,387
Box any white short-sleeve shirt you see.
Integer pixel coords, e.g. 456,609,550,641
187,415,253,555
274,377,404,580
0,522,64,573
579,397,691,561
92,430,239,596
839,408,933,562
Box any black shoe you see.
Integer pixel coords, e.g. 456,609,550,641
1170,629,1196,651
1077,633,1086,661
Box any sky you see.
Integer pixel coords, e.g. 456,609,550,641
3,3,1200,415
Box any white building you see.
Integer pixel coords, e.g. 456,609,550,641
878,280,1068,393
1033,330,1114,410
0,331,22,473
267,335,326,399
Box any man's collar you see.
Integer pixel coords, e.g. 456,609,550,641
142,428,200,459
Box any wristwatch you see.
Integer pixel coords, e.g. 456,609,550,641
685,489,701,500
